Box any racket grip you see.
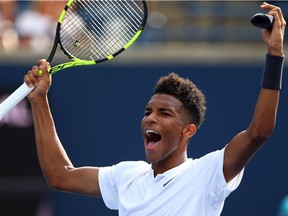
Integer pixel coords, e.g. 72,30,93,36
250,13,274,29
0,83,34,120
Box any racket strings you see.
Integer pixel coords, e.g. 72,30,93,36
66,3,111,59
59,0,146,61
81,1,131,54
61,4,111,59
84,0,144,55
69,0,140,58
87,2,137,55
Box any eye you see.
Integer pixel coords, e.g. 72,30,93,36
161,111,171,117
144,110,151,117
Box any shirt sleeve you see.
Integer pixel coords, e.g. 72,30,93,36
203,147,244,208
98,161,150,210
98,165,120,210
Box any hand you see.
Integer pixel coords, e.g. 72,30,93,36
24,59,52,103
260,2,286,56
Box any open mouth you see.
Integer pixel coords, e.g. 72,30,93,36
145,129,162,143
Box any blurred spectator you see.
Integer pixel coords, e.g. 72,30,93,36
0,1,64,52
0,1,16,21
0,1,18,51
147,1,167,29
15,1,64,51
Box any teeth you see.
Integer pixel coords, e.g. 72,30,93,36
145,129,161,143
145,129,159,136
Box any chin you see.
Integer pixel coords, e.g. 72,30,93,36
145,154,157,164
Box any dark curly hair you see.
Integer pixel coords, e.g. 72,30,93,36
153,73,206,128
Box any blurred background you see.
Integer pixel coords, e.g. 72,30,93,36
0,1,288,216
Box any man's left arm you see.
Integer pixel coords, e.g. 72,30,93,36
223,2,286,183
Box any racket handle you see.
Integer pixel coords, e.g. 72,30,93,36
250,13,274,29
0,83,34,121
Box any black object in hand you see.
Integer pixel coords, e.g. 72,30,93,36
250,13,274,29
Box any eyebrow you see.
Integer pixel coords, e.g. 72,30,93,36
158,107,174,112
145,99,183,113
145,106,176,113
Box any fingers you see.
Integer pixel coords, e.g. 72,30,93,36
24,61,51,87
24,66,41,88
39,61,51,80
259,2,286,56
38,59,47,67
261,2,286,27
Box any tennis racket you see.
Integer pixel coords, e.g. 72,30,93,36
0,0,148,120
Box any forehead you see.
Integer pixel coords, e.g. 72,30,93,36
146,94,183,109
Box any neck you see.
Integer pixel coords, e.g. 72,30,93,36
152,154,187,177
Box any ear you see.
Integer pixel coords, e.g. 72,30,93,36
183,123,197,138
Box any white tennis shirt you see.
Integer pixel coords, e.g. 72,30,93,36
98,148,243,216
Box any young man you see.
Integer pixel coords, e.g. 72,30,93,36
24,2,285,216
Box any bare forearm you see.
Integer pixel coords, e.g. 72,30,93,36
248,88,279,142
31,97,73,187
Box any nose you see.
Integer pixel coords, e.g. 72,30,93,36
145,112,157,124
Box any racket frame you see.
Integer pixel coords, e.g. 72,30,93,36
49,0,148,75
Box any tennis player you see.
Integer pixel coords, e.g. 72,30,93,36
24,2,285,215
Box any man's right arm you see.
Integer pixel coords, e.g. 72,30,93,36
25,60,102,197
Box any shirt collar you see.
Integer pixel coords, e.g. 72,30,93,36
148,158,193,179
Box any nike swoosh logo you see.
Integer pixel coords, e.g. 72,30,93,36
163,177,175,187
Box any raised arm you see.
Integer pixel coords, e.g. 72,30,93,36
25,60,101,197
223,2,286,182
